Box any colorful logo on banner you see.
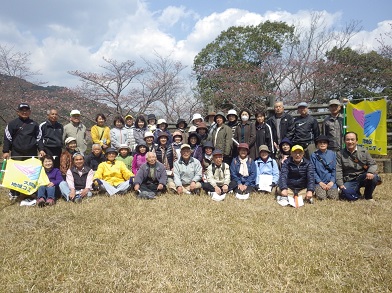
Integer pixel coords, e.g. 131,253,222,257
1,158,50,195
346,99,387,155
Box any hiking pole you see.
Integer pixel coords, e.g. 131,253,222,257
342,98,348,148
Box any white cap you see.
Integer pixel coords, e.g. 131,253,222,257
144,131,154,138
65,137,77,145
157,119,167,125
227,109,238,119
191,113,204,122
70,110,81,116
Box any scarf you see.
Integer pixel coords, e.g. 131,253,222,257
239,157,249,177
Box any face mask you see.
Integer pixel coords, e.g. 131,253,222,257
241,115,249,122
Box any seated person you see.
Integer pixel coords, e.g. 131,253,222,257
85,143,105,171
168,144,202,195
310,135,338,200
278,145,315,206
133,152,167,198
230,143,257,199
202,149,237,200
254,145,279,194
116,144,133,171
59,152,94,203
93,148,134,196
37,155,63,207
60,137,77,177
336,132,379,201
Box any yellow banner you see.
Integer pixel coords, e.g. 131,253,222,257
346,99,387,155
1,158,50,195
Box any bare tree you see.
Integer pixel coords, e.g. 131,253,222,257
0,44,39,79
378,22,392,59
69,57,144,116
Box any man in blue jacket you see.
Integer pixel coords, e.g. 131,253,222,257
278,145,315,205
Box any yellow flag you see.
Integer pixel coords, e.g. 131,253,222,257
1,158,50,195
346,99,387,155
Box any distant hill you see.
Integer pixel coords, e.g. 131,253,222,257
0,74,116,140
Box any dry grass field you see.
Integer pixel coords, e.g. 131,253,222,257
0,175,391,292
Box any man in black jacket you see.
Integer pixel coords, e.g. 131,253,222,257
267,101,294,153
38,109,64,168
287,102,320,159
3,103,41,200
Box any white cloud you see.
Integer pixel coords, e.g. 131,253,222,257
349,20,392,52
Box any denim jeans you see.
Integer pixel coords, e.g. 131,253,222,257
59,181,92,201
343,173,379,200
37,186,56,200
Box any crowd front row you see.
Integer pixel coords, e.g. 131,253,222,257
34,131,380,207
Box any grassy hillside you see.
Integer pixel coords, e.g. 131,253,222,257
0,177,391,292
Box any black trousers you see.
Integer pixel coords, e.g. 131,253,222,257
202,181,238,193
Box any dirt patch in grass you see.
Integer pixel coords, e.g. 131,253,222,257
0,175,391,292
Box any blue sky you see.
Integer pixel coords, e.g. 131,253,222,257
0,0,390,87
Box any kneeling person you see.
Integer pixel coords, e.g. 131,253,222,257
134,152,167,198
202,149,237,199
94,148,134,196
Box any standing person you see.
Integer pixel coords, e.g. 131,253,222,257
277,138,292,170
210,112,233,165
3,103,40,160
310,135,339,200
59,153,94,203
110,116,127,150
60,137,78,177
155,132,174,176
287,102,320,159
147,114,157,133
254,110,274,158
278,145,315,206
133,152,167,198
205,111,217,135
93,148,134,196
202,149,237,201
38,109,63,169
168,144,203,195
234,109,256,159
174,118,189,144
63,109,87,154
189,113,204,132
188,132,203,163
154,119,173,144
133,115,148,145
172,131,183,162
201,141,215,175
124,114,136,152
90,113,111,153
336,132,380,201
322,99,344,151
266,101,294,153
84,144,105,172
36,155,63,207
144,131,156,153
196,122,209,146
230,143,257,199
226,109,239,136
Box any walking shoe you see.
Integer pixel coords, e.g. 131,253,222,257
8,191,18,201
20,198,37,206
74,195,82,204
46,198,55,206
37,197,46,208
307,197,314,204
137,191,156,200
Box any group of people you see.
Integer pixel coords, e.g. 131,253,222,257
2,100,380,206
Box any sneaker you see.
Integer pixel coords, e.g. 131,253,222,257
277,196,289,207
46,198,55,206
20,198,37,206
307,197,314,204
37,197,46,208
8,191,18,201
137,191,155,200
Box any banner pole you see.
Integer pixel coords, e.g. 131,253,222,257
0,159,6,182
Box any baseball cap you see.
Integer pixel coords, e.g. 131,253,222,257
18,103,30,110
329,99,341,106
291,145,304,152
297,102,308,108
125,114,133,119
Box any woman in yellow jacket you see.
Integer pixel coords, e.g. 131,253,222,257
93,148,134,196
91,113,111,152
